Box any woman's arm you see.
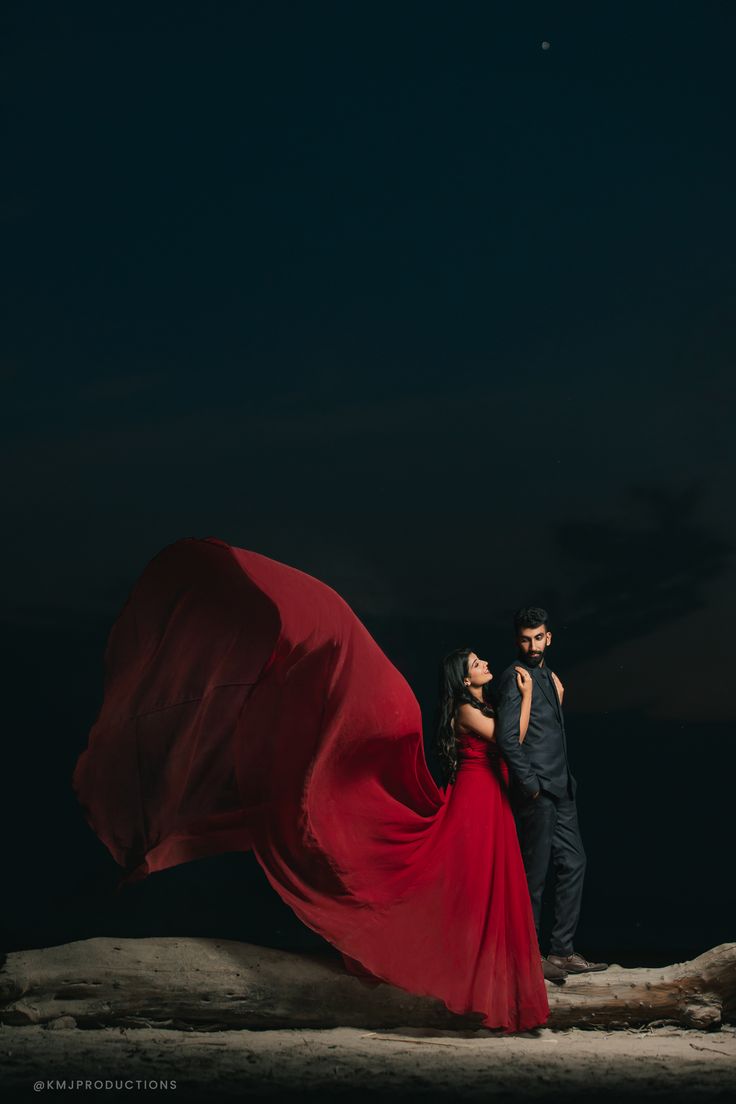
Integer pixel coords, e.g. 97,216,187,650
495,671,540,796
456,703,496,742
551,671,564,705
515,666,533,743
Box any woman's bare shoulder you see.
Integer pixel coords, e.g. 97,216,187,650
455,702,496,740
456,702,477,717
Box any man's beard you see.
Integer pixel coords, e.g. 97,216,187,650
522,651,544,667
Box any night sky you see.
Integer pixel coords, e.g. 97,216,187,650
2,3,734,961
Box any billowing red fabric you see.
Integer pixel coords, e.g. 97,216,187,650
72,537,549,1032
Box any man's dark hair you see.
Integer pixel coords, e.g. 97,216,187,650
513,606,550,632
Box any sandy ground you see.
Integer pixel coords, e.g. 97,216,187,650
2,1022,736,1102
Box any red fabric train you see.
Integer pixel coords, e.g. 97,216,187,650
72,537,549,1032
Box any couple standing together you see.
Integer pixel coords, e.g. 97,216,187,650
73,539,607,1035
440,605,607,986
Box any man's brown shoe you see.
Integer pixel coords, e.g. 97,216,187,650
547,951,608,974
541,956,567,984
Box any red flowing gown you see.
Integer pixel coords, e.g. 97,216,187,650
72,537,549,1033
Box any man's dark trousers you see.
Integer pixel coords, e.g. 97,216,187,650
495,661,586,958
512,785,586,957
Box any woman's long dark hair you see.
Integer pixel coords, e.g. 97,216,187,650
434,647,496,786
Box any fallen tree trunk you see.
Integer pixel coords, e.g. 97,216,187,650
1,938,734,1031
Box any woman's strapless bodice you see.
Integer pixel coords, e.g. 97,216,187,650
455,730,505,773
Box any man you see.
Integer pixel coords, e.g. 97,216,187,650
494,606,607,982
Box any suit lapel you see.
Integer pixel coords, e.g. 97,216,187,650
535,668,558,712
549,669,563,718
538,667,567,737
546,669,568,755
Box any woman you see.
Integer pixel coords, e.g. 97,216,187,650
429,648,548,1025
72,537,549,1033
436,647,533,783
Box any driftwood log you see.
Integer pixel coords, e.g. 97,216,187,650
1,938,734,1032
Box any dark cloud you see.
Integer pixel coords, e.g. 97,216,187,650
553,482,734,659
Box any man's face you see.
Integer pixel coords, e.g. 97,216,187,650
516,624,552,667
